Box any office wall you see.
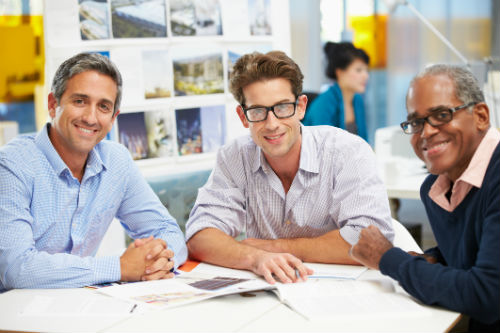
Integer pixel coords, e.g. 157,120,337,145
386,0,493,127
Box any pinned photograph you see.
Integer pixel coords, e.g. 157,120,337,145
117,112,149,160
248,0,272,36
144,109,176,158
111,0,167,38
170,0,222,36
175,107,202,155
173,48,224,96
200,105,226,153
79,0,111,40
227,44,272,78
142,49,172,99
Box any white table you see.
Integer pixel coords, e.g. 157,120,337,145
0,270,461,333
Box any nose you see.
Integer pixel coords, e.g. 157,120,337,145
81,105,98,125
420,120,439,138
263,109,280,130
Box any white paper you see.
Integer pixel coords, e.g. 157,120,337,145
306,263,368,280
44,0,81,46
275,279,430,320
97,271,272,310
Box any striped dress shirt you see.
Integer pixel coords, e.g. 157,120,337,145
186,125,394,245
0,124,187,292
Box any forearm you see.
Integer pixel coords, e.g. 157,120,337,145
381,247,499,323
187,228,264,271
1,251,121,290
246,229,359,265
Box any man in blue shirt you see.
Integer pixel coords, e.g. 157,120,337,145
350,64,499,332
0,53,187,291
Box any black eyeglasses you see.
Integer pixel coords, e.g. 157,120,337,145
242,100,298,122
400,102,475,134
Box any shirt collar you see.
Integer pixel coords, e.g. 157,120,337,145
250,125,319,174
34,123,106,179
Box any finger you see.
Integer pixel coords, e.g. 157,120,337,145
146,244,166,260
142,270,168,281
280,257,302,282
262,269,276,285
160,272,175,280
270,261,292,284
134,235,154,247
155,248,174,260
145,257,172,274
294,262,311,281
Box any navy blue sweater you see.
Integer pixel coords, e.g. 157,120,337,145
380,143,500,330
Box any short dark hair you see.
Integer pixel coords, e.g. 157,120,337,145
324,42,370,80
408,64,485,109
229,51,304,106
51,52,123,115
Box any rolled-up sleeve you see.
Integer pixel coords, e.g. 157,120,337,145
185,146,247,241
332,137,394,245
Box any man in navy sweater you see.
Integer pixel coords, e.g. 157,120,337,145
350,64,499,332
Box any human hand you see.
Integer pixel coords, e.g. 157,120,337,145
133,236,175,280
120,237,174,281
349,225,393,270
252,251,313,285
408,251,439,264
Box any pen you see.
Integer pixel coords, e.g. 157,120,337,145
129,304,137,313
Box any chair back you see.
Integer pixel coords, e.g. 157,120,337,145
391,218,422,253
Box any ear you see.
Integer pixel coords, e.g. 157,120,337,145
472,102,490,131
236,105,249,128
111,109,120,123
47,92,58,119
296,94,307,120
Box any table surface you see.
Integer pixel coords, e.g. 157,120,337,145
0,269,461,333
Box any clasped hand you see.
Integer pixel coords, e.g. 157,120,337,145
120,236,175,281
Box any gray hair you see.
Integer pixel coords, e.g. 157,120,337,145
51,52,123,115
408,64,485,110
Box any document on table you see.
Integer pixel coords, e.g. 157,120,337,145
192,262,367,280
306,263,367,279
97,270,273,310
274,279,431,320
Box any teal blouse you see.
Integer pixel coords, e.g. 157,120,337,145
302,83,368,141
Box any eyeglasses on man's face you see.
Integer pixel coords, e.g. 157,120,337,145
242,99,298,122
400,102,475,134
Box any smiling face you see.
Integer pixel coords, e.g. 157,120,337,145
407,74,489,181
48,70,119,163
236,78,306,163
336,58,369,94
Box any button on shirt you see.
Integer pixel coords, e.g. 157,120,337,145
0,124,187,292
186,125,394,245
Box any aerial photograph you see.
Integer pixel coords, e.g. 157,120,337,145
79,0,111,40
111,0,167,38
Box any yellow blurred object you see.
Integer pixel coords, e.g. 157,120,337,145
350,14,388,69
0,15,44,104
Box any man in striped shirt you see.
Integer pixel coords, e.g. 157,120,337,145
186,51,393,284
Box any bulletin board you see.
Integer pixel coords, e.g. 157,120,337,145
43,0,291,177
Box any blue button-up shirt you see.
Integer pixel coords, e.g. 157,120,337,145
186,125,393,245
0,124,187,291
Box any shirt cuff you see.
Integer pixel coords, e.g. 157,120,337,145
379,247,412,281
339,226,360,245
93,256,121,284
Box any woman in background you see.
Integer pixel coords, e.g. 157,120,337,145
302,42,370,141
